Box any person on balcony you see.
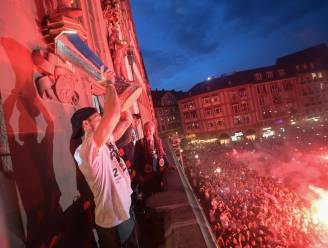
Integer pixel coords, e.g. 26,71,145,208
134,121,169,200
71,82,138,248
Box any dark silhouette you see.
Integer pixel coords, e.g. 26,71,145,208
1,37,63,247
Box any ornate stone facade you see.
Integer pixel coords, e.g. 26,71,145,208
0,0,156,246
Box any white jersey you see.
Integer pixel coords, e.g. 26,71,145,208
74,133,132,228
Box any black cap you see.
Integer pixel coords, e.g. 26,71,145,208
71,107,98,139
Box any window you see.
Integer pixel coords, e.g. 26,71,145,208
238,88,247,98
229,91,238,102
232,102,250,114
296,65,300,71
182,101,196,109
232,105,238,114
312,73,317,80
216,119,224,128
233,115,250,126
214,106,222,115
241,102,249,111
183,112,190,119
205,108,212,116
190,111,197,119
266,71,274,79
262,111,272,119
318,72,323,78
191,122,200,129
203,97,210,105
211,94,219,102
254,73,262,81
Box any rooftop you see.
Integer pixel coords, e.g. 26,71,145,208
181,43,328,99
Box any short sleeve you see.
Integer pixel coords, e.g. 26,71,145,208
74,132,100,168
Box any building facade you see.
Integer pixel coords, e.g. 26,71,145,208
152,90,184,137
0,0,155,246
178,44,328,141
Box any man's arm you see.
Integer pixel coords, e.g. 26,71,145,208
93,84,120,148
113,111,133,142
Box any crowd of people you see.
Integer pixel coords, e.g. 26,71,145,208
182,123,328,248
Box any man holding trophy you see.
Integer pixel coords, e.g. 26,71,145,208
71,72,141,248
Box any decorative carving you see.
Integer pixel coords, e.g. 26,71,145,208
33,49,80,105
42,0,85,50
46,0,83,18
109,30,128,80
0,91,13,178
54,72,79,104
103,0,122,31
103,1,129,80
36,75,56,99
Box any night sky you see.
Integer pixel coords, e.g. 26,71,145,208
131,0,328,91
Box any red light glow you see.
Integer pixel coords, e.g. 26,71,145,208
310,186,328,229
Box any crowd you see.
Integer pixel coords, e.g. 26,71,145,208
182,126,328,248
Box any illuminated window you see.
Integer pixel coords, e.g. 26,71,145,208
312,73,317,80
266,71,274,79
318,72,323,78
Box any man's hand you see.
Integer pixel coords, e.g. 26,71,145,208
112,111,133,141
101,69,116,83
91,82,107,96
92,69,116,96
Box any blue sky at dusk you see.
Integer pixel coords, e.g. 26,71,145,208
131,0,328,91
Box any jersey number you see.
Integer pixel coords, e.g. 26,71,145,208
113,168,118,177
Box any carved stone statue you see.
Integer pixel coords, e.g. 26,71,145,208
109,30,129,80
32,49,80,105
